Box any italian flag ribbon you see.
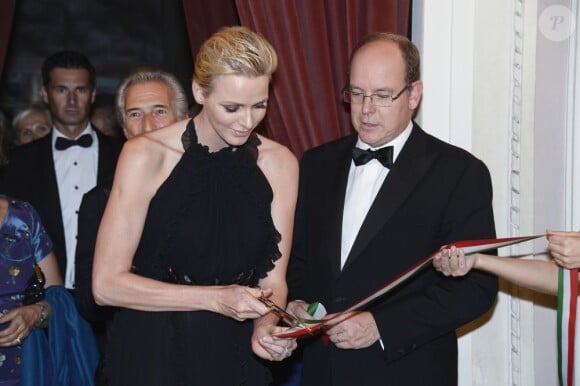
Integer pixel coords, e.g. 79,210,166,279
277,234,543,339
558,266,578,386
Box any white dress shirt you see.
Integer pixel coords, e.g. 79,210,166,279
341,121,413,270
52,125,99,288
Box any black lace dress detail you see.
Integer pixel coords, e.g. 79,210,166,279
103,119,282,386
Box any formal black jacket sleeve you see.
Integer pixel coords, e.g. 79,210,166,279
73,187,117,322
371,158,497,361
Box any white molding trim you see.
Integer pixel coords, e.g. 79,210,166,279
509,2,525,384
568,1,580,230
413,0,540,384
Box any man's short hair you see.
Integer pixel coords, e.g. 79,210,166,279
348,33,420,85
115,69,188,127
41,50,96,87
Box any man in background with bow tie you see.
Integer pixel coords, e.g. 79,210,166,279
0,50,124,290
287,32,498,386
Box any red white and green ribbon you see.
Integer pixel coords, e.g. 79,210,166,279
558,266,578,386
276,234,543,339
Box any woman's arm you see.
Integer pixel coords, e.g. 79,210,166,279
252,138,299,361
434,248,559,295
39,251,63,287
92,133,268,319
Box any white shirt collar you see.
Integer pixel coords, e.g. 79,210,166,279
356,120,413,164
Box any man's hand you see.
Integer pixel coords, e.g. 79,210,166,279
325,311,380,349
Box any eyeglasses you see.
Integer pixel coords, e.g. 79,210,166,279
342,84,410,107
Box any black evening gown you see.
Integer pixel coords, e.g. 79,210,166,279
103,119,282,386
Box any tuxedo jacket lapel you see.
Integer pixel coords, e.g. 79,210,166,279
38,135,67,270
40,136,62,217
343,126,436,270
323,136,356,279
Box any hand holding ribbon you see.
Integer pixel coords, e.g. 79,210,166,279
276,234,544,339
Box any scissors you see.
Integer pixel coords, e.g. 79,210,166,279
258,295,311,329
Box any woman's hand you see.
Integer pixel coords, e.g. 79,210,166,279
433,246,476,277
212,285,270,321
547,230,580,269
0,303,45,347
252,322,297,361
251,289,298,361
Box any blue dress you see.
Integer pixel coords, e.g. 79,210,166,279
103,120,282,385
0,196,52,385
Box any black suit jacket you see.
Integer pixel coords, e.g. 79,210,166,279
0,129,124,280
288,123,498,386
74,185,117,322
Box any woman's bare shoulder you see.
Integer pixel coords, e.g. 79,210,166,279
123,121,187,161
255,134,298,183
139,119,189,152
115,121,189,189
256,134,297,166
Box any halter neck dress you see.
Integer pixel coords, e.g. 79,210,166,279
103,119,282,385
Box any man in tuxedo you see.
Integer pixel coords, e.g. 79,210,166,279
74,69,189,324
287,33,498,386
0,51,124,290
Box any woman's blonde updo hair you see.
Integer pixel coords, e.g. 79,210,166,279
193,26,278,94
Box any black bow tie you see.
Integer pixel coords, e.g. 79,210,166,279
352,146,394,168
55,134,93,151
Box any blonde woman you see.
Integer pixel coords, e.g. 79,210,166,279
93,27,298,385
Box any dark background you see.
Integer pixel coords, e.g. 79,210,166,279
0,0,411,159
0,0,198,115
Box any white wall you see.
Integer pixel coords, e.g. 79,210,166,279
412,0,578,384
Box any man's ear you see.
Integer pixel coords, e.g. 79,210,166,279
40,86,49,104
191,81,205,105
408,80,423,110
